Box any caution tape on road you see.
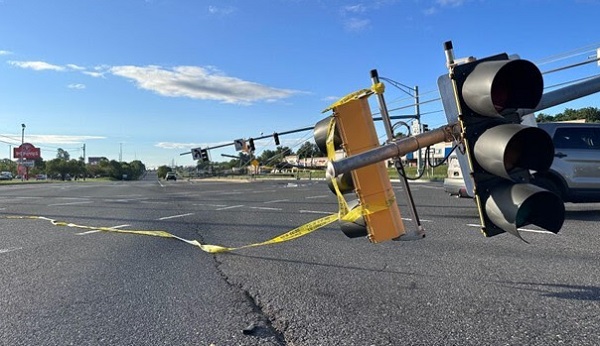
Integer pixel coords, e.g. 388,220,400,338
2,214,339,254
2,115,392,253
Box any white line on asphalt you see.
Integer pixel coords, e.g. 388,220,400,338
249,206,282,211
193,203,227,207
264,199,289,204
216,205,244,211
466,223,555,234
48,201,94,206
0,247,22,254
402,217,433,222
76,230,101,235
299,210,333,215
158,213,195,220
305,195,329,199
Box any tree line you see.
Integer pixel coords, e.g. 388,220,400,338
0,148,146,181
536,107,600,123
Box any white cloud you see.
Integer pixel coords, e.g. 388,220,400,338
66,64,85,71
0,50,13,56
344,17,371,31
110,65,299,104
436,0,465,6
68,83,86,89
208,5,236,15
155,142,204,150
7,58,299,104
343,4,367,13
10,134,105,145
9,60,65,71
82,71,106,78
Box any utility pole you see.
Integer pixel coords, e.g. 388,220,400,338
83,143,86,181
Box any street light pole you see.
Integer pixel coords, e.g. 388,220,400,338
21,123,25,181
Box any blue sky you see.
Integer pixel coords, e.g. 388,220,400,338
1,0,599,168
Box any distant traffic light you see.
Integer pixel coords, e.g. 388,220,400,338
447,50,564,238
273,133,280,146
200,148,209,162
314,94,405,243
192,147,210,162
248,138,255,152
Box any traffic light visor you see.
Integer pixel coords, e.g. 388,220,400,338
486,183,565,237
473,124,554,180
462,59,543,116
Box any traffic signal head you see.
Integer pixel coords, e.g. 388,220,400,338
248,138,255,152
450,53,565,238
314,95,405,243
273,133,280,146
200,148,210,162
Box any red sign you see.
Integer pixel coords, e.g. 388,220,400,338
13,143,41,160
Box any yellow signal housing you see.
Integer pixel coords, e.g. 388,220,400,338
333,96,405,243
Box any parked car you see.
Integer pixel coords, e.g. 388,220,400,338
165,172,177,181
0,171,13,180
443,153,469,197
533,122,600,202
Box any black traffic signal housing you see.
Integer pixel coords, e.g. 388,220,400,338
451,53,564,238
200,148,209,162
273,133,280,146
248,138,256,152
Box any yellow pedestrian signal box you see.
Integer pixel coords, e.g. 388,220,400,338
333,96,405,243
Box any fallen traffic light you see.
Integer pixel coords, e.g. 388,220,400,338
447,49,564,238
314,92,405,243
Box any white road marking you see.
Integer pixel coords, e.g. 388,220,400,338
193,203,227,207
249,206,282,211
299,210,333,215
158,213,195,220
76,230,101,235
48,201,93,206
466,223,555,234
402,217,433,222
305,195,329,199
264,199,289,204
216,205,244,211
0,247,22,254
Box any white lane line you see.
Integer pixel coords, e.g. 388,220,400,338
305,195,329,199
216,205,244,211
0,247,22,254
402,218,433,222
299,210,333,215
466,224,555,234
48,201,93,206
158,213,195,220
249,206,282,211
193,203,227,207
264,199,289,204
76,224,131,235
77,230,101,235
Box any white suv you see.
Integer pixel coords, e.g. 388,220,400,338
534,122,600,203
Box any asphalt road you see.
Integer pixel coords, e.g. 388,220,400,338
1,174,599,345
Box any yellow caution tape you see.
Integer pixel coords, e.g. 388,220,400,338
3,89,396,253
321,82,385,113
3,214,338,254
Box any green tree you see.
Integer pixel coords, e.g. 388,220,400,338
296,141,321,159
56,148,70,161
157,165,172,179
537,107,600,123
